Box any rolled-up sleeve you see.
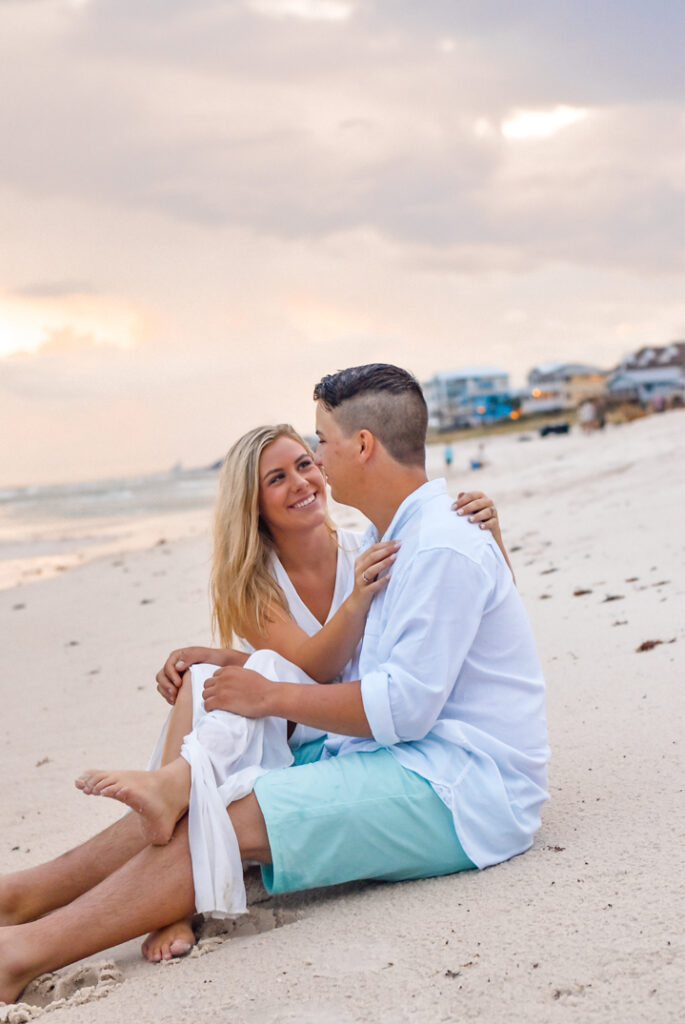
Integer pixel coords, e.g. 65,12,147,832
360,669,401,745
360,549,492,744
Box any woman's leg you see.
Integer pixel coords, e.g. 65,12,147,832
74,669,198,844
75,758,191,846
143,671,198,960
159,668,194,766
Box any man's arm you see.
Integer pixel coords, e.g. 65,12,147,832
357,548,492,744
202,668,372,738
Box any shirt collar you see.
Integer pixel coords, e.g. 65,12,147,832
361,478,447,546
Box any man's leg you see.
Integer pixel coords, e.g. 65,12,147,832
253,749,474,896
0,813,149,927
0,792,270,1004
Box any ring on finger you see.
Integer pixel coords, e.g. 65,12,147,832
362,570,371,584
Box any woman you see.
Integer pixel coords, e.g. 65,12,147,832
1,425,508,974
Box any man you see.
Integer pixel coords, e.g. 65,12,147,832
0,364,548,1002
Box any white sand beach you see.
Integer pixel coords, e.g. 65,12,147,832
1,410,683,1023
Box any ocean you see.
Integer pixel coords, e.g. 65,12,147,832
0,438,480,591
0,467,220,591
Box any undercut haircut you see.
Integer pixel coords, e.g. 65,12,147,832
313,363,427,467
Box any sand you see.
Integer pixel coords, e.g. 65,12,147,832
1,410,683,1023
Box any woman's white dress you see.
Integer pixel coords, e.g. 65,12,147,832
149,529,362,917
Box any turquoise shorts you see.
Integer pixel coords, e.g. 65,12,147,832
253,739,475,895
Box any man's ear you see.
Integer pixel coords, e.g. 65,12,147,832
358,429,376,463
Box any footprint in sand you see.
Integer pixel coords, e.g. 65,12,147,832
189,904,301,959
0,962,122,1023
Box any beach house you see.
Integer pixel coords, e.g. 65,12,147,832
607,343,685,405
423,367,510,429
523,362,607,414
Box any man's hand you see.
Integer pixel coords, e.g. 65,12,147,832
202,666,274,718
204,668,372,738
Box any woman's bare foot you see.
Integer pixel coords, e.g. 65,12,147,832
75,761,190,846
141,917,196,962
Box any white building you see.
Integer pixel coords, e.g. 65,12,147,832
607,343,685,404
423,367,510,429
524,361,607,414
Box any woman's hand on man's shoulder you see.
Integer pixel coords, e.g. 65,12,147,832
452,491,500,535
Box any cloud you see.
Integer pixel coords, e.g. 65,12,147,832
0,289,149,357
0,0,680,278
0,0,683,483
247,0,355,21
363,1,684,104
501,107,589,140
13,280,97,298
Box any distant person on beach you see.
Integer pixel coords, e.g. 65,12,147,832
578,398,606,432
443,442,453,471
470,440,486,470
0,364,547,1003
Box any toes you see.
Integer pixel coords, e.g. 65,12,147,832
141,937,162,963
75,771,102,794
169,940,192,958
92,778,117,796
142,929,193,963
97,782,122,799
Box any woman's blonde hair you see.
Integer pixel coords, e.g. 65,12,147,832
210,423,325,646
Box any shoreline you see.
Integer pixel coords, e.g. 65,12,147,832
3,408,681,594
0,507,212,593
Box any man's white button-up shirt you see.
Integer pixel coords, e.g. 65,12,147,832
324,478,550,869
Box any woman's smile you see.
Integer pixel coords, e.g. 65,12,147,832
289,492,318,510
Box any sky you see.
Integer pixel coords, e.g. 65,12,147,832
1,0,683,486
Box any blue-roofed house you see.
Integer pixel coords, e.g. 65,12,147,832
423,367,511,429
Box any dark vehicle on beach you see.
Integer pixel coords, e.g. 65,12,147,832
539,423,570,437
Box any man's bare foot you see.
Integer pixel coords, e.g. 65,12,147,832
75,762,190,846
141,917,196,962
0,926,35,1005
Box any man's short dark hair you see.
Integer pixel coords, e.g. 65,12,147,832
313,363,427,467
